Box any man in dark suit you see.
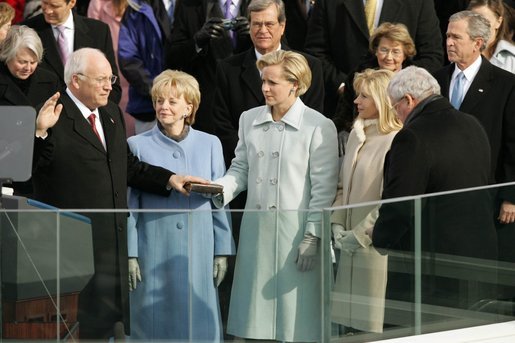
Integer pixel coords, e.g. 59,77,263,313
434,11,515,299
33,48,205,340
214,0,324,167
166,0,252,134
23,0,122,103
304,0,443,116
371,66,497,316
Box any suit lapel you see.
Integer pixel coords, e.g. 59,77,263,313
98,107,117,153
39,21,64,79
73,14,94,50
241,49,264,103
461,58,493,112
342,0,368,39
62,94,106,153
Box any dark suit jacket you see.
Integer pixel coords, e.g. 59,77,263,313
213,47,325,166
304,0,443,115
166,0,252,134
372,96,496,307
0,67,60,107
284,0,309,52
433,57,515,190
32,93,172,336
22,12,122,104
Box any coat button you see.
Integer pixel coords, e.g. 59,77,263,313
176,222,184,229
257,151,264,158
272,151,279,158
256,204,262,209
173,151,181,159
256,177,262,184
277,124,284,131
270,178,277,185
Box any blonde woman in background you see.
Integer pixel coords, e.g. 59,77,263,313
331,68,402,334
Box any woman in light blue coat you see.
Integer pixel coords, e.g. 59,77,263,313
214,50,339,342
127,70,235,341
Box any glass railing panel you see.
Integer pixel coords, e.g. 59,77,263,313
325,183,515,342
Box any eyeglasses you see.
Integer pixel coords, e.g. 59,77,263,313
250,21,279,30
77,73,118,86
377,47,404,58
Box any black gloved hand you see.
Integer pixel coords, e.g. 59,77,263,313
194,17,225,48
232,16,250,37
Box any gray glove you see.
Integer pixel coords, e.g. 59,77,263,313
332,224,346,249
213,256,228,287
296,234,318,272
194,17,225,48
128,257,142,291
334,227,361,255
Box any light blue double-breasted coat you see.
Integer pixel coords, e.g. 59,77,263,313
127,126,235,341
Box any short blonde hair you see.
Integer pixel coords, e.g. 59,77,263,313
256,50,311,97
151,70,200,126
0,3,14,28
370,22,417,59
353,68,402,134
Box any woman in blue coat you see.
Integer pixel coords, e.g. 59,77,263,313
127,70,235,341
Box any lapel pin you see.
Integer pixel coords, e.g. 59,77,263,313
110,118,115,124
478,89,484,92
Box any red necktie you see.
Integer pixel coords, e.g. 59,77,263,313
87,113,102,143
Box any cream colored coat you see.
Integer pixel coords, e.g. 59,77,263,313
331,119,398,333
214,98,339,341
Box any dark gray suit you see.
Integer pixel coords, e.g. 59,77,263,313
23,12,122,104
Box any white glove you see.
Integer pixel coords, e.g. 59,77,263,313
335,230,361,255
296,234,319,272
128,257,142,291
332,224,346,249
213,256,228,287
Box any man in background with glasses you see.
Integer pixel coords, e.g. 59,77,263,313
32,48,207,341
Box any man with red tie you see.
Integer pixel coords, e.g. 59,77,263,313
33,48,206,340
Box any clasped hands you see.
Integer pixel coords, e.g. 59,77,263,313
331,224,362,254
128,256,228,291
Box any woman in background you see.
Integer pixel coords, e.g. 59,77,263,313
469,0,515,73
333,22,415,133
127,70,234,342
331,69,402,334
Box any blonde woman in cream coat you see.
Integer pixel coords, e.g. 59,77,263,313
331,69,402,334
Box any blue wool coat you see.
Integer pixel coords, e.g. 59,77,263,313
127,126,235,341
